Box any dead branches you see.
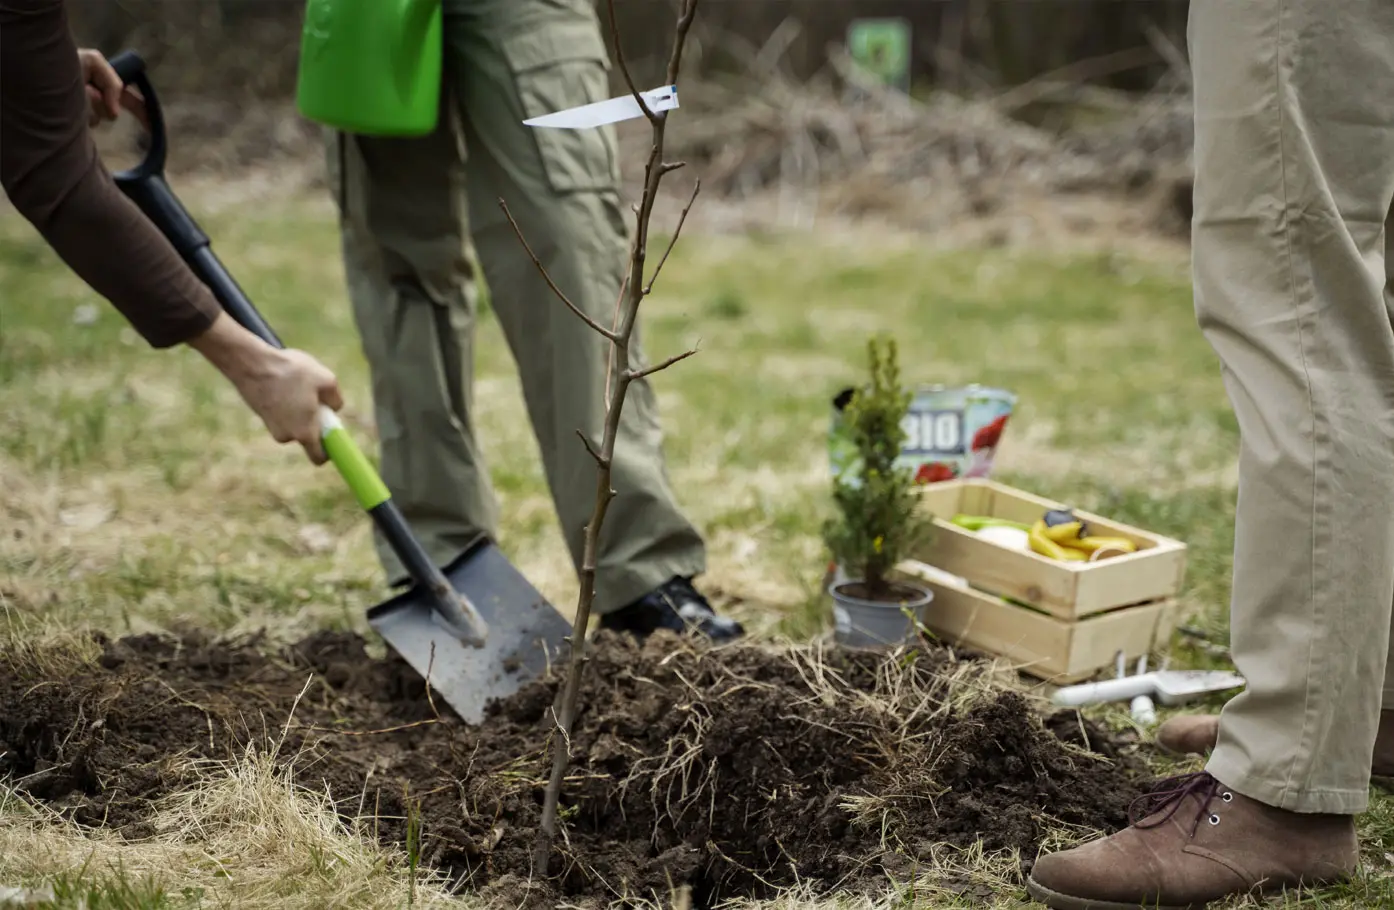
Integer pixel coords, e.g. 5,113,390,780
498,0,704,876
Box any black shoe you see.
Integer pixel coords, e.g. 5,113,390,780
599,576,745,643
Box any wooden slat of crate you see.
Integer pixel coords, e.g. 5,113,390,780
911,479,1188,621
897,562,1180,682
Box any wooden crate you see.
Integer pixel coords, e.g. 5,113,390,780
895,562,1180,682
910,479,1188,620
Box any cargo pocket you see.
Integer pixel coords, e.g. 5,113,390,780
500,23,621,194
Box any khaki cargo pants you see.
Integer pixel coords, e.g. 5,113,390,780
1190,0,1394,814
324,0,705,614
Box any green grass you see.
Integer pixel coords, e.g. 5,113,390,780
2,184,1390,908
0,198,1233,643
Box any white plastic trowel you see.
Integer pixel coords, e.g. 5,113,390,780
1052,668,1246,709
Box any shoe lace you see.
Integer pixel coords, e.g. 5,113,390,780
1127,771,1224,836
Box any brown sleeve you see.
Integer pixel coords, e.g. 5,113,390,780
0,0,221,348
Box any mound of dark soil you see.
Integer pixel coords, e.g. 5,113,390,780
0,629,1148,907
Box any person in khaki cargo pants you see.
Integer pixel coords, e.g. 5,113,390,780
324,0,741,642
1027,2,1394,907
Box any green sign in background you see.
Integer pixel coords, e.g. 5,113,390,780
846,18,912,92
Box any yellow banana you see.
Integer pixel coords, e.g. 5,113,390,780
1029,520,1067,560
1030,520,1089,561
1025,505,1139,562
1043,521,1086,544
1059,535,1138,555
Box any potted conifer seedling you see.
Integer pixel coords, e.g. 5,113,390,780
823,336,935,649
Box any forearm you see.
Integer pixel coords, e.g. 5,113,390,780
186,311,276,382
20,156,223,346
0,0,221,348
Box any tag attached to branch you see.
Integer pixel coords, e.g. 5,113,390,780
523,85,679,129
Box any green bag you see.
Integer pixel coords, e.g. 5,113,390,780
295,0,443,136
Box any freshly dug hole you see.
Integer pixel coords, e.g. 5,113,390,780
0,628,1147,906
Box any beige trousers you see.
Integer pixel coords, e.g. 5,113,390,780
1191,0,1394,814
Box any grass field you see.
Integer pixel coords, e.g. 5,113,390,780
3,182,1394,908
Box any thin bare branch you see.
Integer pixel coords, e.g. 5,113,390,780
530,0,702,876
626,347,699,382
606,0,657,123
644,178,701,296
604,232,639,409
423,641,439,717
665,0,699,86
575,429,607,468
499,198,620,342
627,345,702,379
660,162,686,175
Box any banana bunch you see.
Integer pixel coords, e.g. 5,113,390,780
1028,509,1138,563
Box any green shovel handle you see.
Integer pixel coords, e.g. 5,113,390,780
312,405,489,645
318,405,390,510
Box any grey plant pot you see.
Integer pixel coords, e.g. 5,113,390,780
827,578,934,650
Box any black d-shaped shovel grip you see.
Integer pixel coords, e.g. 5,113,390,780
106,51,166,179
105,50,284,349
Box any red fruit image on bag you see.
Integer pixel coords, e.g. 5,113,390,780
972,414,1009,452
914,462,958,484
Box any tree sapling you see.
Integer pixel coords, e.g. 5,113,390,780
498,0,704,874
823,336,936,645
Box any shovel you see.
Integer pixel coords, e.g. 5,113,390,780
106,50,572,724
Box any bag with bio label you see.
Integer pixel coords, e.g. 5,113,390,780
829,383,1016,487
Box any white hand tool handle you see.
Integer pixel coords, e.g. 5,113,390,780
1051,673,1156,707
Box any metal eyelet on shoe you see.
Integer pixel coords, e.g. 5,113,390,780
1208,814,1220,826
1221,792,1233,803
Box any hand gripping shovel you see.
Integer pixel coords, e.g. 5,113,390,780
107,51,572,723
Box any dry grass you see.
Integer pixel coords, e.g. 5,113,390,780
0,635,459,907
0,749,466,908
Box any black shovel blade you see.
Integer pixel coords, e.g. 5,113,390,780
366,536,572,725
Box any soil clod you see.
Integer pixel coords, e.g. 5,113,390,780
0,629,1148,906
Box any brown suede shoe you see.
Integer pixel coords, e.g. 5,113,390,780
1156,711,1394,780
1155,714,1220,757
1025,772,1358,910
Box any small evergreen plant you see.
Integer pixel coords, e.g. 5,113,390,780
823,336,934,601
